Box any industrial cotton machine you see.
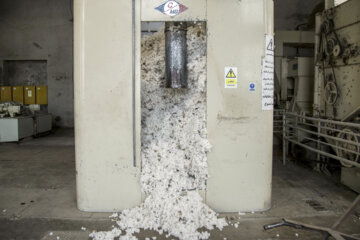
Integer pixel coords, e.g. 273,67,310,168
313,0,360,191
74,0,274,212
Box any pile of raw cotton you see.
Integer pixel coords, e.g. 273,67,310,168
90,23,227,240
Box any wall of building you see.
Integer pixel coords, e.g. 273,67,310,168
0,0,322,128
0,0,73,127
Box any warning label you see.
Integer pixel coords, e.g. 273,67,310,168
262,35,274,110
266,37,274,51
226,69,236,78
225,67,237,88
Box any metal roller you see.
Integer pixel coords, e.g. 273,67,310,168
165,22,188,88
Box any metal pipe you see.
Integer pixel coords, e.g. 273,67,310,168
285,137,360,168
332,195,360,230
165,22,188,89
285,112,360,128
283,113,286,165
316,121,321,171
294,121,360,137
284,124,360,147
301,136,360,156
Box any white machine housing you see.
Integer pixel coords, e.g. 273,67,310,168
0,102,52,142
273,30,315,106
286,57,315,114
0,117,34,142
74,0,274,212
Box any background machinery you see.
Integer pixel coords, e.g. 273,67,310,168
277,0,360,193
0,85,52,142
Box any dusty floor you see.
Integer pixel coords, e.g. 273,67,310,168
0,129,359,240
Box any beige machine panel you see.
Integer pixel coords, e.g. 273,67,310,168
74,0,141,211
206,0,274,212
141,0,206,21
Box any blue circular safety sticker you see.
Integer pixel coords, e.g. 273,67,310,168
249,83,255,91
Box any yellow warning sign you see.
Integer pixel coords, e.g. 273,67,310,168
226,78,236,85
225,67,237,88
226,69,237,78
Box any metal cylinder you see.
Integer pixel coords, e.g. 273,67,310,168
165,22,188,88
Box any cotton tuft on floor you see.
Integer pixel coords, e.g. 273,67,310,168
90,23,227,240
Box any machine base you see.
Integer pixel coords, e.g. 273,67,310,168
0,117,34,142
0,114,52,142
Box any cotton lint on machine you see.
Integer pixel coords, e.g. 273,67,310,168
74,0,274,212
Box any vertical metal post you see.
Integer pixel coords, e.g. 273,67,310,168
132,0,136,167
295,115,298,140
283,112,286,165
316,120,321,171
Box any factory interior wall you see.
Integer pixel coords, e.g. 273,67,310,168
0,0,74,127
3,60,48,86
0,0,322,128
274,0,324,30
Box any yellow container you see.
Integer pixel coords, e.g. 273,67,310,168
0,86,12,102
12,86,24,104
24,86,36,105
36,86,48,105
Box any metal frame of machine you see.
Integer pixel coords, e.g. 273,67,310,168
314,0,360,193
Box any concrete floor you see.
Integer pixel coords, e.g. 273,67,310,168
0,129,359,240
